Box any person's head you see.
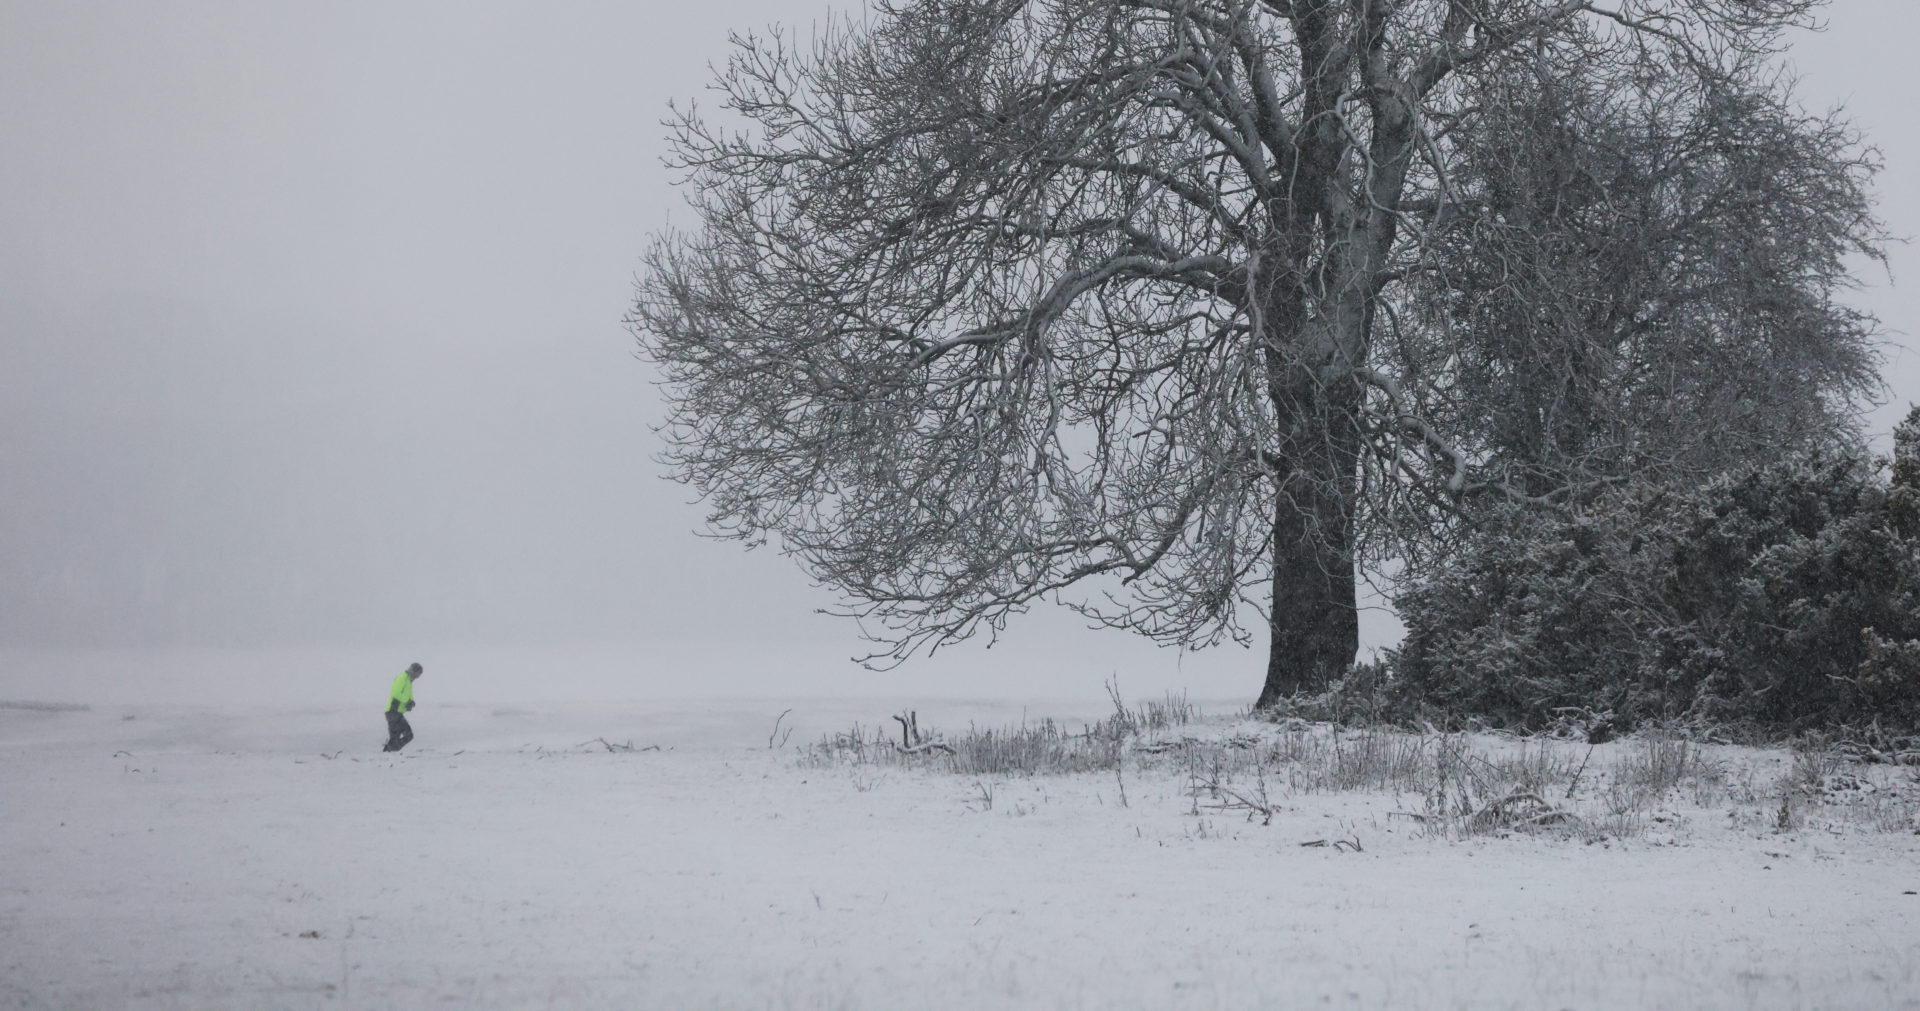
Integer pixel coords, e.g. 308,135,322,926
407,662,423,680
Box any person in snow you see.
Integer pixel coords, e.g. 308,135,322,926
383,662,423,752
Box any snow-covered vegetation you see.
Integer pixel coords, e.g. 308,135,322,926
1392,408,1920,734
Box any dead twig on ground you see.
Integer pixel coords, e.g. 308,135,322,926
1836,740,1920,766
1468,791,1585,834
769,709,794,749
582,737,654,753
1188,770,1275,825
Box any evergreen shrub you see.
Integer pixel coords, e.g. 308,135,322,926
1390,407,1920,733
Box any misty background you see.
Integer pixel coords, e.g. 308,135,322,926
2,1,1914,705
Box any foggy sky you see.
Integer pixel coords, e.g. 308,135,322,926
2,2,1916,703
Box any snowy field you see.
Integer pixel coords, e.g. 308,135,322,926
4,699,1919,1010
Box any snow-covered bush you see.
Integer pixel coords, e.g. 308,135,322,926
1664,412,1920,727
1261,658,1405,726
1393,407,1920,732
1391,492,1685,729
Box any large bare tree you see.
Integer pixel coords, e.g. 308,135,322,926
631,0,1879,705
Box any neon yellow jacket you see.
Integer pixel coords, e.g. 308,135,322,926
388,671,415,713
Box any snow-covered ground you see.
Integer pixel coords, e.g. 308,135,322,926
4,699,1918,1009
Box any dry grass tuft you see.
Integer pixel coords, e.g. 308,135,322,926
807,682,1195,777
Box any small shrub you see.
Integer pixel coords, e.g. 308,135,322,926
1265,659,1409,726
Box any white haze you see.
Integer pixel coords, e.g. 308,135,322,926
1,1,1914,705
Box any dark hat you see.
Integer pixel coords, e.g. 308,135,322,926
407,662,424,676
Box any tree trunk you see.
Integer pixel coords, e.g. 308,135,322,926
1256,373,1362,708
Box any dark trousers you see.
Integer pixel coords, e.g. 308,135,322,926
383,709,413,752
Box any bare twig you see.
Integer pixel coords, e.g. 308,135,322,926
1188,770,1275,825
580,737,656,753
1566,743,1597,800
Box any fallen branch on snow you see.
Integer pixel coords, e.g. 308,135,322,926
1467,791,1585,834
579,737,659,753
1391,791,1584,835
1299,836,1364,852
889,710,954,754
1835,740,1920,766
1188,771,1276,825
